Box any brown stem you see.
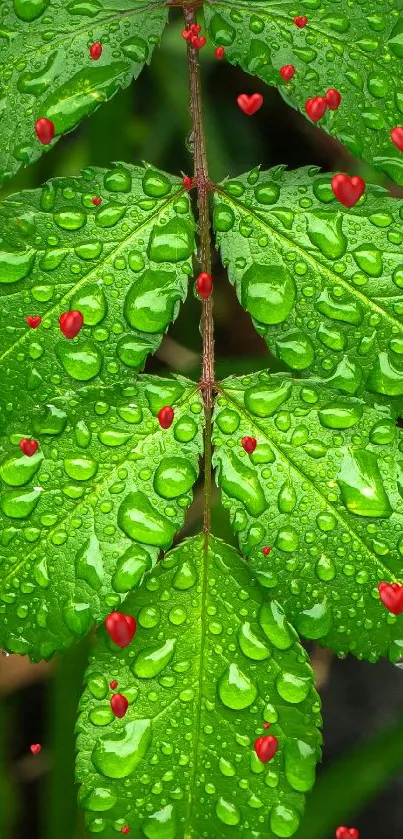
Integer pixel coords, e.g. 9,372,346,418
184,7,215,534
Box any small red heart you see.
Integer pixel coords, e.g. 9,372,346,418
89,42,102,60
326,88,342,110
181,29,192,41
294,16,308,27
331,174,365,207
190,24,201,35
242,436,257,454
215,46,225,60
191,35,207,49
121,829,130,836
20,439,39,457
335,828,359,839
110,693,129,719
183,176,193,190
305,96,327,122
196,272,213,300
262,722,271,729
158,406,174,429
91,196,102,206
280,64,295,81
59,310,84,339
378,582,403,615
35,117,55,145
30,744,42,755
391,127,403,152
262,546,272,556
237,94,263,116
26,316,42,329
105,612,137,648
254,735,278,763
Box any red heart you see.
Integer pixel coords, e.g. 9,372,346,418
391,126,403,152
109,679,118,689
110,693,129,719
215,46,225,60
242,436,257,454
30,744,42,755
191,35,207,49
183,176,193,190
181,29,192,41
294,16,308,27
280,64,295,81
237,94,263,116
305,96,327,122
26,316,42,329
335,828,359,839
89,42,102,60
254,735,278,763
262,546,272,556
326,88,342,110
378,582,403,615
158,406,174,429
19,438,39,457
59,310,84,339
35,118,55,145
105,612,137,648
331,174,365,207
91,196,102,206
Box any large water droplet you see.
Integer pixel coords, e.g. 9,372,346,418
142,805,176,839
338,450,392,517
259,601,295,649
284,739,317,792
245,380,291,416
148,218,194,262
132,640,176,678
13,0,49,21
124,270,181,333
0,248,35,284
92,719,152,779
1,487,42,518
307,211,347,259
56,340,102,381
241,263,296,324
0,450,42,487
142,170,171,198
118,491,176,548
75,534,104,591
216,798,241,826
112,544,151,593
237,622,270,660
218,663,257,709
153,457,197,499
318,400,363,429
71,284,107,326
295,599,333,640
216,450,266,516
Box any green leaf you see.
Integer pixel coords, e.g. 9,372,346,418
213,370,403,663
205,0,403,184
0,1,167,186
0,164,195,427
213,166,403,399
76,533,322,838
0,375,203,661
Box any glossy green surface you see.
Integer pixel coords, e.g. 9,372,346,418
0,375,202,660
77,534,322,838
213,371,403,662
213,166,403,398
0,164,195,427
0,0,167,185
205,0,403,184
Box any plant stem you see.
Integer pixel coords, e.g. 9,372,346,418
184,7,215,534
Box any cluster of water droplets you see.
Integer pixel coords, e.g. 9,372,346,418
212,370,403,663
0,375,202,660
0,163,195,422
214,165,403,398
205,0,403,183
0,0,168,184
77,535,322,838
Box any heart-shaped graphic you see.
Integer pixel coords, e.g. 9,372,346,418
91,196,102,206
26,316,42,329
30,744,42,755
242,436,257,454
20,438,39,457
110,693,129,718
237,94,263,116
105,612,137,648
378,582,403,615
191,35,207,49
158,406,174,429
254,735,278,763
326,88,342,110
59,310,84,339
391,126,403,151
305,96,327,122
335,828,359,839
35,118,55,145
294,16,308,27
331,174,365,207
280,64,295,81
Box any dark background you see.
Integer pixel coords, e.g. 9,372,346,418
1,11,403,839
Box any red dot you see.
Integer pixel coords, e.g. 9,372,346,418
183,176,193,190
215,46,225,60
35,118,55,145
92,196,102,206
241,436,257,454
196,272,213,300
280,64,295,81
30,744,42,755
262,546,271,556
158,406,174,429
109,680,118,690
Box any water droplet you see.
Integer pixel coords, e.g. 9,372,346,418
370,419,396,445
276,668,311,703
0,248,35,284
216,449,266,516
148,218,194,262
275,331,314,370
254,181,280,205
278,481,297,513
76,534,104,591
64,455,97,481
71,284,107,325
1,487,42,519
352,243,383,277
238,622,270,660
142,170,171,198
216,797,241,826
56,340,102,381
142,805,176,839
259,601,295,649
112,545,151,593
124,270,181,333
338,450,392,517
118,491,176,548
173,417,198,442
13,0,49,22
318,401,363,429
284,739,317,791
307,211,347,259
245,380,291,416
219,757,236,776
270,804,300,838
0,450,42,487
172,560,197,590
241,263,296,324
295,599,333,639
316,288,362,325
218,663,258,709
92,719,152,779
153,457,197,499
132,640,176,678
315,554,336,581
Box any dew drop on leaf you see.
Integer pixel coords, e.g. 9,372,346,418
217,663,258,709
